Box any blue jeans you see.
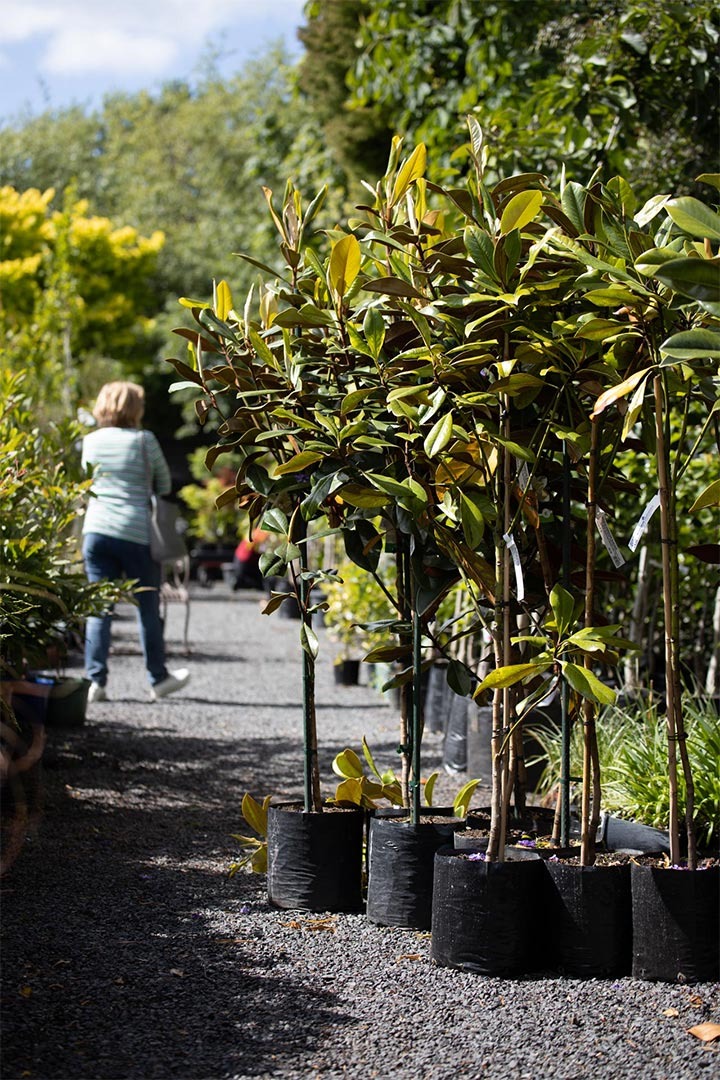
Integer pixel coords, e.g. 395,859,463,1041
83,533,168,688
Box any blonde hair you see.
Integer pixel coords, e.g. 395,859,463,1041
92,381,145,428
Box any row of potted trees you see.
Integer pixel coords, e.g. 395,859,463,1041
169,122,719,982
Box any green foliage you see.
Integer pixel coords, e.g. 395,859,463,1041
322,556,395,660
229,792,272,875
347,0,720,196
0,370,133,680
531,694,720,850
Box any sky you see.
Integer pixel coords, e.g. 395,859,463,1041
0,0,307,123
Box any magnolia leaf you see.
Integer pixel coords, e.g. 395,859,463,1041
337,483,390,509
362,736,383,779
332,748,364,779
362,277,426,300
261,507,289,535
215,279,232,320
274,451,323,476
562,662,617,706
460,493,484,550
424,413,454,458
300,622,319,660
500,190,543,235
591,368,651,418
241,792,269,837
333,777,364,807
650,257,720,304
549,583,576,638
666,197,720,241
685,544,720,564
475,663,546,694
391,143,427,206
363,306,385,359
329,234,361,299
178,295,211,309
660,328,720,361
453,778,481,817
424,771,438,806
261,593,290,616
689,479,720,512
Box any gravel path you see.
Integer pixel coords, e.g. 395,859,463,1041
2,586,718,1080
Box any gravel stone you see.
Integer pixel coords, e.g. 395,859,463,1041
2,587,718,1079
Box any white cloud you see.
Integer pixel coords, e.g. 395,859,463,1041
0,0,304,78
43,28,178,76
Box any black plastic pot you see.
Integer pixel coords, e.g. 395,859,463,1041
544,860,632,977
631,862,719,982
45,677,91,728
333,659,360,686
465,706,493,782
266,803,364,913
424,661,450,734
366,808,464,929
599,811,670,854
431,847,545,976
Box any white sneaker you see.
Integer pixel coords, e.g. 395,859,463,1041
150,669,190,701
88,682,107,703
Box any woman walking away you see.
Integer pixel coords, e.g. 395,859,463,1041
81,381,190,703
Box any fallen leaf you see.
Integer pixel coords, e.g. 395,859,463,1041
19,986,32,998
688,1023,720,1043
170,969,185,978
663,1008,680,1018
689,994,705,1008
395,954,422,962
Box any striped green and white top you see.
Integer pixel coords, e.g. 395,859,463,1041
82,427,171,545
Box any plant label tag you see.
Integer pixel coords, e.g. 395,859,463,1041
595,508,626,568
503,531,525,601
518,462,530,490
628,492,661,552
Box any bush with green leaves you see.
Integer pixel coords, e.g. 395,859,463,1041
0,369,133,690
531,693,720,851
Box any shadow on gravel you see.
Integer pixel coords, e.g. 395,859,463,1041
1,721,357,1079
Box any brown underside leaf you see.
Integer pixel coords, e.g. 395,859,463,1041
687,1023,720,1043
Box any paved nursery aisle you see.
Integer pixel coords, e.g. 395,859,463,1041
2,587,718,1080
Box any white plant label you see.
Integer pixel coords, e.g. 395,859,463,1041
595,507,626,568
628,492,661,552
503,531,525,601
518,462,530,490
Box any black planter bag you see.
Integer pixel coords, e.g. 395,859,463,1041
366,811,463,929
267,804,364,913
631,863,719,982
431,848,544,976
545,861,632,977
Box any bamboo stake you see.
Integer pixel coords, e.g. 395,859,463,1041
580,419,600,865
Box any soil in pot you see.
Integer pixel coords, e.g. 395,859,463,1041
631,854,719,983
267,802,364,913
366,808,464,930
543,852,633,977
431,846,545,976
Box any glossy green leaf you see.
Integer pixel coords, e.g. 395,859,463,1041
549,584,575,638
562,662,616,706
475,662,547,694
660,329,720,360
332,748,364,779
300,622,319,660
215,279,232,320
363,306,385,359
453,778,481,817
391,142,427,206
337,484,390,509
499,190,543,235
561,182,586,234
274,451,323,476
591,368,652,418
261,507,289,535
424,413,454,458
666,197,720,241
690,478,720,512
460,493,484,549
650,258,720,303
329,234,361,299
424,771,438,806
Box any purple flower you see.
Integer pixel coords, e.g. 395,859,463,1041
467,852,488,862
548,854,559,862
517,839,536,848
239,903,251,914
